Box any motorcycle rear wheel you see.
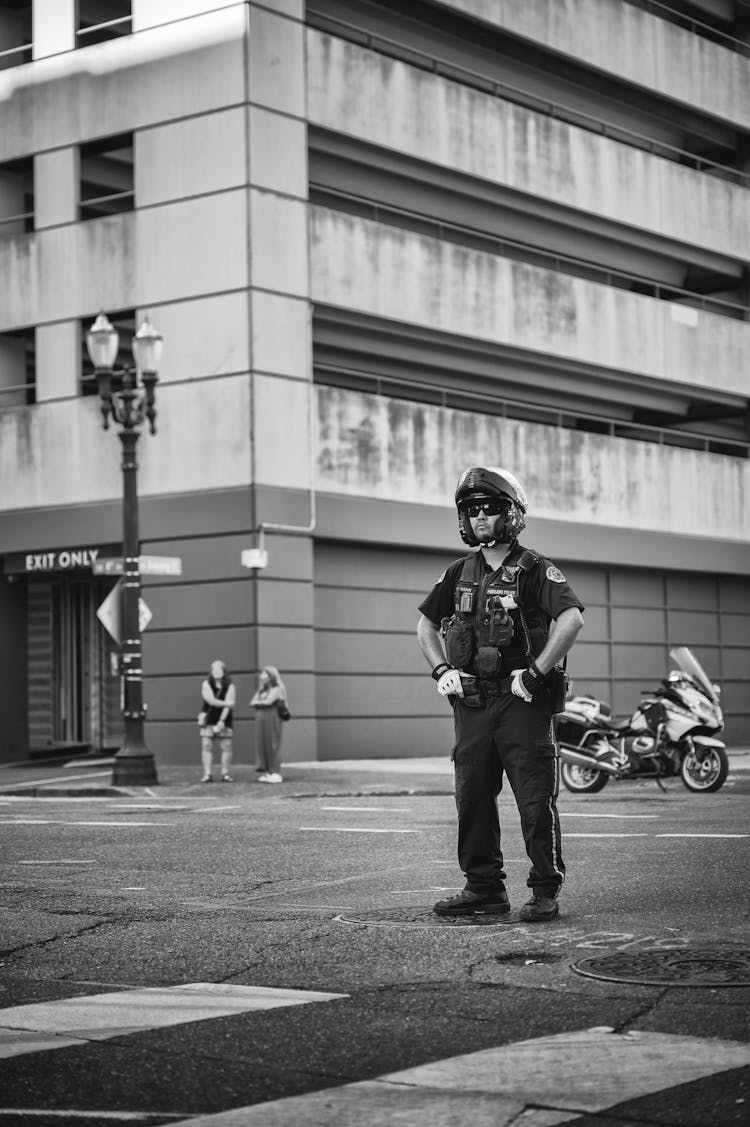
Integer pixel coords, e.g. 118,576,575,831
680,746,729,793
560,761,609,794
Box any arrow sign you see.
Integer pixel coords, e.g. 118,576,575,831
97,580,152,644
139,600,152,632
97,582,121,644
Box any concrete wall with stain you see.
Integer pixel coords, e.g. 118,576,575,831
439,0,750,131
311,208,748,399
316,384,750,543
307,30,750,261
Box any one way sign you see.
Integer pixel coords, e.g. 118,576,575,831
96,580,152,645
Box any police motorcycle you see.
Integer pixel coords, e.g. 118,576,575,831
556,647,728,794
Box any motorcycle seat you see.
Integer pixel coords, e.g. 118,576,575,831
601,716,631,732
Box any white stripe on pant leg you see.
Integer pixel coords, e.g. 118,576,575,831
549,719,564,885
548,794,563,885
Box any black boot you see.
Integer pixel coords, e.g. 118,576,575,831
519,893,559,922
434,887,510,916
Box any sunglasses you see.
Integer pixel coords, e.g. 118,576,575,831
463,499,510,519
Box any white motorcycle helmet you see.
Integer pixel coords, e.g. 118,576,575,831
455,466,528,546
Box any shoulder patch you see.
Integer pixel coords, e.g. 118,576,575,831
546,565,566,583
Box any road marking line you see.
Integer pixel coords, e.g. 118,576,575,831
105,805,192,812
173,1028,750,1125
0,771,111,792
0,1110,188,1121
2,820,173,827
657,833,749,838
193,805,243,813
565,833,648,838
389,888,456,894
0,983,348,1061
298,827,419,834
18,860,95,865
320,806,412,812
2,797,134,804
560,813,658,819
278,904,357,911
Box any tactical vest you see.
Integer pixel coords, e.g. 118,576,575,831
442,546,550,680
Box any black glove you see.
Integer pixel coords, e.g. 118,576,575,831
521,661,545,698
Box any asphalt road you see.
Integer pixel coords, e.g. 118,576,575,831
1,760,749,1126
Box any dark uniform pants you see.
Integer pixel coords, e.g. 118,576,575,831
452,693,565,897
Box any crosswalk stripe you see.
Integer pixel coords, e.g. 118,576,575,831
169,1027,750,1125
0,983,347,1061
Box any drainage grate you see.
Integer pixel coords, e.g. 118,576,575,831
572,948,750,987
336,906,519,928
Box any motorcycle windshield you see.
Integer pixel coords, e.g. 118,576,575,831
669,647,719,704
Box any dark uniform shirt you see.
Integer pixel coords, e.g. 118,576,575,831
419,542,584,678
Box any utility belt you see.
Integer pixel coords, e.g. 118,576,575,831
459,673,514,707
457,667,569,713
462,675,513,697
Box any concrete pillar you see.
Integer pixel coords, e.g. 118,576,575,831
35,322,80,402
246,0,315,760
34,149,78,229
33,0,75,59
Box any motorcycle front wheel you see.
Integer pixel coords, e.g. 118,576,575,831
680,746,729,793
560,761,609,794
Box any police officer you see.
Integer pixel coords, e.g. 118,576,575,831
417,467,584,922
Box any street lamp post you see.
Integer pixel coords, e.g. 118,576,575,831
86,313,163,787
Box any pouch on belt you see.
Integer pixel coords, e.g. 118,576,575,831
475,646,502,678
458,673,484,708
442,615,474,670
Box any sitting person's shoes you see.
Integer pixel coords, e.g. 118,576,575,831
220,773,234,783
200,774,213,783
519,893,559,922
433,886,510,916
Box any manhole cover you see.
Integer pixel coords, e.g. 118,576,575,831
572,947,750,987
336,906,519,928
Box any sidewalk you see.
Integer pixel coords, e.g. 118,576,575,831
0,756,455,798
0,748,747,797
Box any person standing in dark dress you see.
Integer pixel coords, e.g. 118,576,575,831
198,660,236,782
250,666,289,783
